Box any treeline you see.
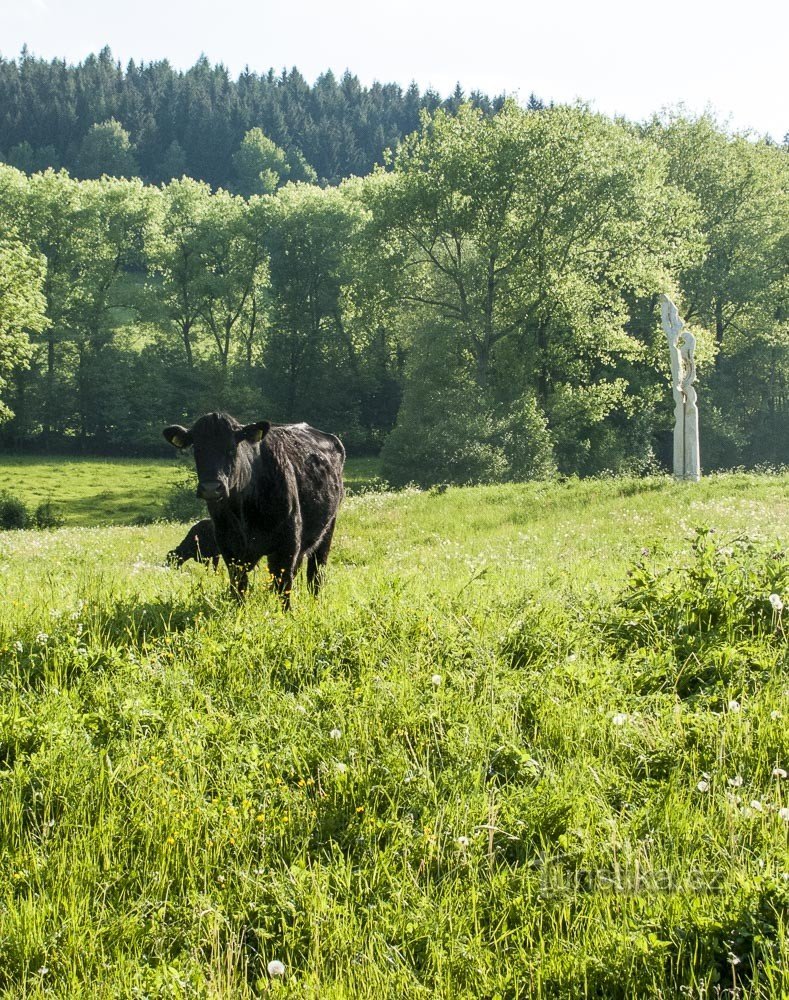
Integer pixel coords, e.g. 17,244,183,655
0,47,506,188
1,103,787,482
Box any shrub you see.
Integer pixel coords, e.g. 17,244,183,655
381,372,508,488
33,499,65,529
0,490,29,530
495,392,556,481
162,466,204,522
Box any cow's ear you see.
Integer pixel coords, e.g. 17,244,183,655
236,420,270,444
163,425,192,449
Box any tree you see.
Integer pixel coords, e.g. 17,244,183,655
145,177,214,368
0,232,47,421
76,119,138,179
261,184,362,423
5,141,61,174
12,170,151,441
232,128,291,196
11,168,83,434
157,140,188,182
647,113,789,466
364,102,698,477
195,190,268,371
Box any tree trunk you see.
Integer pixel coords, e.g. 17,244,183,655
535,317,550,405
714,298,725,368
181,321,194,368
46,334,56,437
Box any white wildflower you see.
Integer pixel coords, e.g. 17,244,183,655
456,835,470,849
779,808,789,822
770,710,783,720
697,780,710,793
13,640,23,653
329,728,341,740
772,767,787,779
335,761,347,774
35,632,49,645
727,775,743,788
727,700,741,713
267,960,285,978
611,713,628,726
750,800,763,812
769,593,784,611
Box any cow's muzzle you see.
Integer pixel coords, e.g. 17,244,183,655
197,480,226,501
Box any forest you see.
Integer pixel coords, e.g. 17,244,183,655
0,77,787,484
0,47,506,187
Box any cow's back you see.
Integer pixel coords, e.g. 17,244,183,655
262,423,344,549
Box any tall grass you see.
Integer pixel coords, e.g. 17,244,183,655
0,473,786,997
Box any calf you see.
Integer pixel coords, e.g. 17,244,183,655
167,518,221,570
163,412,344,606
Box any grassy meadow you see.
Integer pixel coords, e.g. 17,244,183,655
0,469,787,997
0,455,380,526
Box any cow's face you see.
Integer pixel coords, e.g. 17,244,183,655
163,412,270,501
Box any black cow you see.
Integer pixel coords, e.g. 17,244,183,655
167,518,221,570
163,412,344,606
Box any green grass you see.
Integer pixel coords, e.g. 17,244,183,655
0,454,382,527
0,473,787,997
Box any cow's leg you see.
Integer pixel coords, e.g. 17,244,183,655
228,563,249,601
266,551,297,610
307,517,336,597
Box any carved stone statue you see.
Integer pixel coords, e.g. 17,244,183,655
660,294,700,481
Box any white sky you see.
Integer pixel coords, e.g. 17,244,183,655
2,0,787,139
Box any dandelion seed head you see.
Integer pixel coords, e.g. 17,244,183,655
697,780,710,793
431,674,442,687
267,959,285,978
727,700,741,713
329,728,341,740
611,713,628,726
769,593,784,611
727,775,743,788
772,767,787,779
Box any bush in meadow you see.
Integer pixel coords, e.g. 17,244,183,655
0,490,29,529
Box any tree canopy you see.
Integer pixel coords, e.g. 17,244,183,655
0,104,786,479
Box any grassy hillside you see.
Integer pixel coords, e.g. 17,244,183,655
0,474,787,997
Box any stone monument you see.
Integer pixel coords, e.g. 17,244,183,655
660,294,700,481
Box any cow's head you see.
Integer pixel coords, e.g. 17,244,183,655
163,412,270,501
